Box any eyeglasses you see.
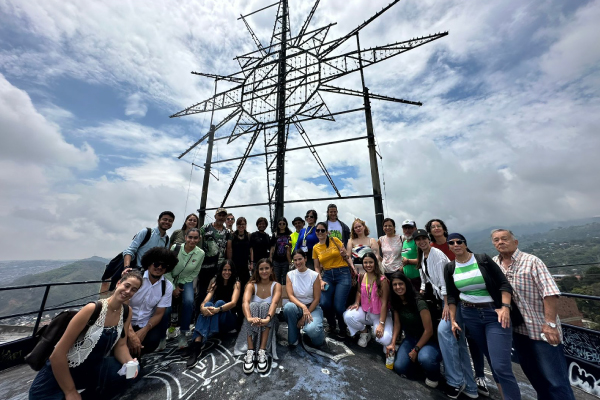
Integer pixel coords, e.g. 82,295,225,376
226,218,235,221
278,222,286,226
448,240,465,246
315,229,327,233
152,263,167,270
305,215,315,219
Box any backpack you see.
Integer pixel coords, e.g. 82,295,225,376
102,228,169,291
24,301,129,371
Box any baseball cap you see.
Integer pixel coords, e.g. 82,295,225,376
215,207,227,215
401,220,416,227
412,229,429,240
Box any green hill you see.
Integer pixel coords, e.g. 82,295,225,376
0,258,106,317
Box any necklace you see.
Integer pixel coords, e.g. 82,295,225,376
365,274,375,301
456,253,472,264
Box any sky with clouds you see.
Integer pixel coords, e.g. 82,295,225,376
1,0,599,260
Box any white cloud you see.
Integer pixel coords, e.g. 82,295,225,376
124,93,148,118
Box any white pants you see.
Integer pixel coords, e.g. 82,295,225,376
343,308,393,351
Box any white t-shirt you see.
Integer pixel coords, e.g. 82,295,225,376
130,271,173,327
288,268,319,305
327,220,343,242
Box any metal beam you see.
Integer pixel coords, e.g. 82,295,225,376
198,125,215,226
200,194,375,212
320,84,422,106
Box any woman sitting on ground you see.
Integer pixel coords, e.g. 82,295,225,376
234,258,282,374
413,229,478,399
171,213,199,245
284,249,324,347
186,261,240,369
388,271,442,389
164,228,205,349
343,252,392,351
29,270,143,400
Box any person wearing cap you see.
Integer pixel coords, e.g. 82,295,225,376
400,220,421,290
127,247,178,356
290,217,305,252
444,233,522,400
197,208,232,308
491,229,574,400
414,229,478,399
325,204,351,248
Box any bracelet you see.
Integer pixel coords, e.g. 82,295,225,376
219,306,223,313
501,303,512,310
378,321,385,326
147,322,153,329
266,314,272,320
413,345,420,353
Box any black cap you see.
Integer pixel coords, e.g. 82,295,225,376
292,217,304,224
412,229,429,240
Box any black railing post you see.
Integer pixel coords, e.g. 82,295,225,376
32,285,51,335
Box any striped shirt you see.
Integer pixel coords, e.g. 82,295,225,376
453,254,493,303
419,247,449,300
493,249,562,341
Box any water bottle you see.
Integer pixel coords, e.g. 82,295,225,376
386,351,395,370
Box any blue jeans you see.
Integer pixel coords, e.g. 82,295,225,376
30,357,135,400
461,304,521,400
320,267,352,332
513,332,575,400
283,302,324,346
134,315,169,355
393,335,441,381
163,281,195,332
437,308,478,396
192,300,237,341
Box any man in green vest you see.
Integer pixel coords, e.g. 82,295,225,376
401,220,421,290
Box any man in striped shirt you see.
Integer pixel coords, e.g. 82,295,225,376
491,229,575,400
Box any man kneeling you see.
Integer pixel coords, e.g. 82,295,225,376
127,247,178,357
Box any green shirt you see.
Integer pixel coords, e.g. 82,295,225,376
170,229,186,245
165,245,205,286
453,255,493,303
401,239,419,279
398,299,429,339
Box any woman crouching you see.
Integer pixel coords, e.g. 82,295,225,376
343,252,392,351
186,261,240,369
29,270,143,400
389,271,442,388
234,258,282,374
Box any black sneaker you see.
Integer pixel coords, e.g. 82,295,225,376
186,341,203,369
243,349,256,374
445,383,465,399
256,349,269,373
476,377,489,397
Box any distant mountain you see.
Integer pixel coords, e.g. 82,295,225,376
0,258,107,317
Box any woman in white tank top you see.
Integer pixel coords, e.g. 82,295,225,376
234,258,282,375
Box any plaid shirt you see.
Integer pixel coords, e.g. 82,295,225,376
493,249,562,341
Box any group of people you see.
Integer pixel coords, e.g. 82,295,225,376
29,206,576,400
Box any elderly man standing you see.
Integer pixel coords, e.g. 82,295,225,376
491,229,575,400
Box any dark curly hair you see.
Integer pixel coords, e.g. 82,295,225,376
140,247,178,273
389,271,420,314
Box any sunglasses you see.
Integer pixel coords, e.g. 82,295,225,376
305,215,315,219
448,240,465,246
315,229,327,233
226,217,235,221
278,222,287,226
152,263,167,270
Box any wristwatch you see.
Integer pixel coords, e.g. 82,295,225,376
501,303,512,310
545,321,557,329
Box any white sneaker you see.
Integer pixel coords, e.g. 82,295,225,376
167,326,179,339
358,331,371,347
178,334,188,349
156,337,167,352
425,378,439,388
243,350,255,374
256,349,269,373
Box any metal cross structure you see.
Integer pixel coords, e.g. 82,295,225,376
171,0,447,235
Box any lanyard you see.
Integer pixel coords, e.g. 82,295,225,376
365,274,374,300
302,226,315,246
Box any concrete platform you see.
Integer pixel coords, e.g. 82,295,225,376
1,325,596,400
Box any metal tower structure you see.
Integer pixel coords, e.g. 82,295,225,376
171,0,447,234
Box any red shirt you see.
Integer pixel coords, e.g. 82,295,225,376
431,241,455,261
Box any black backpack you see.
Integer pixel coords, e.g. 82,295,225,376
24,301,129,371
102,228,170,291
